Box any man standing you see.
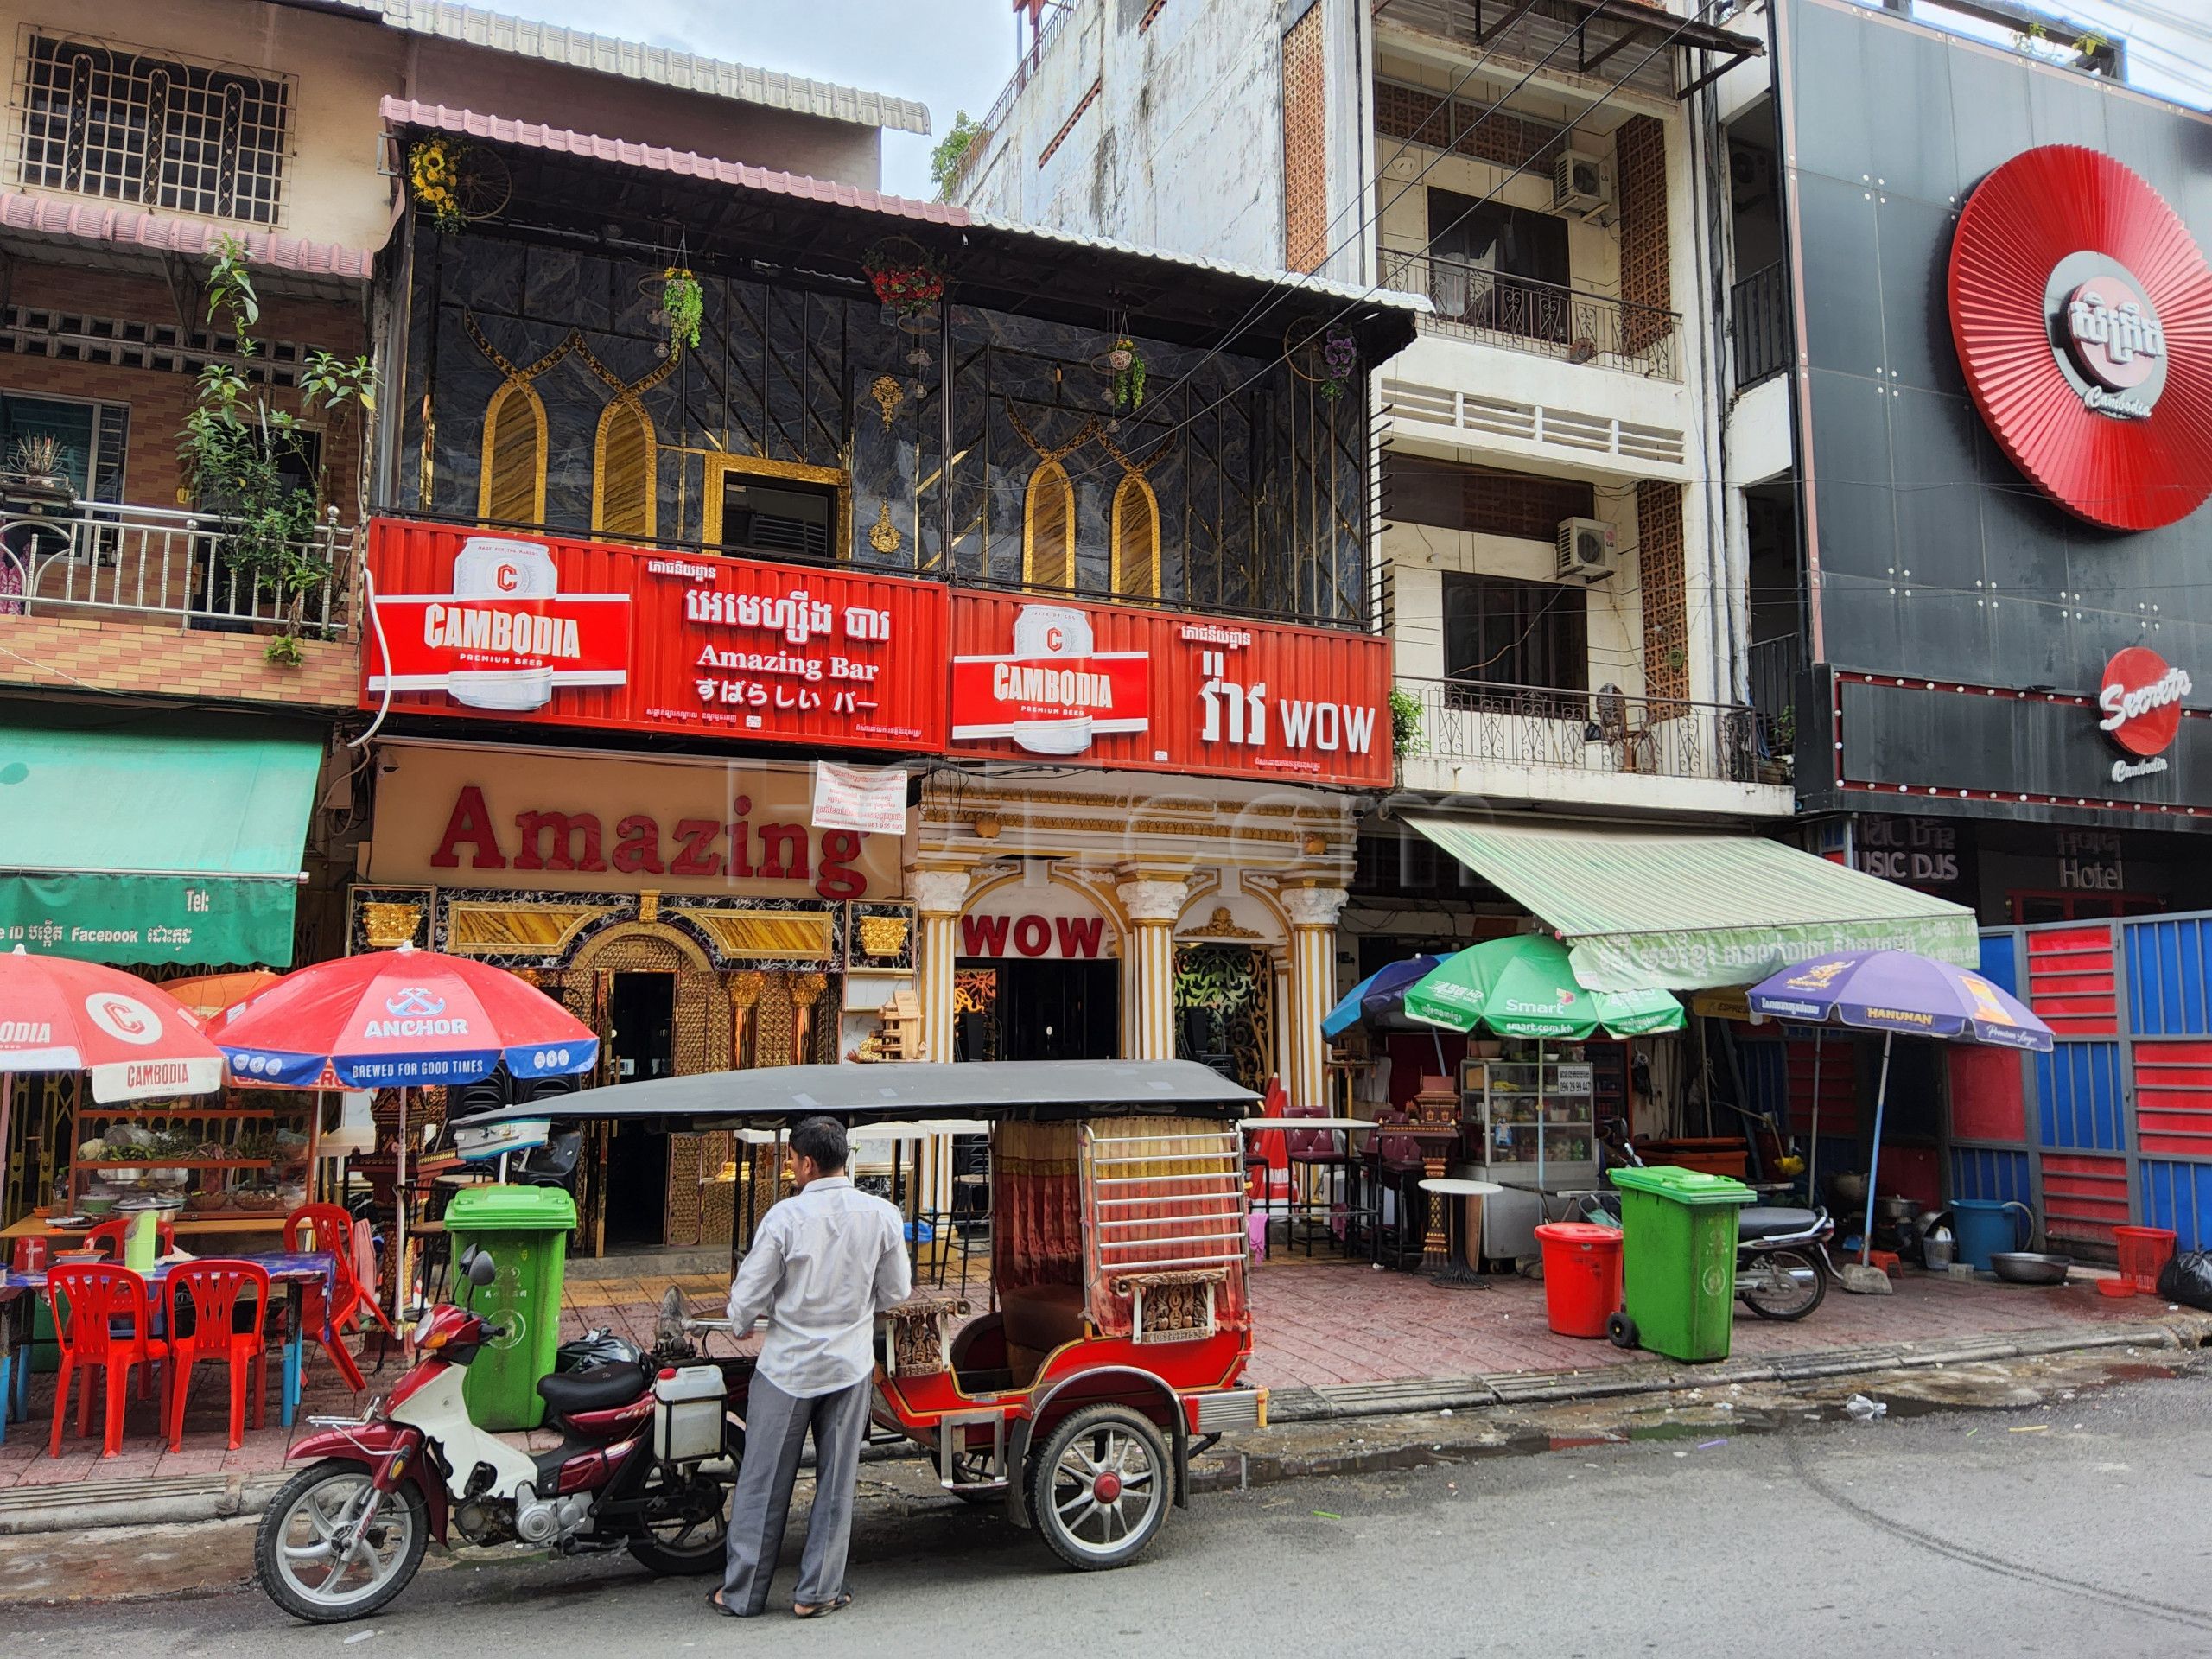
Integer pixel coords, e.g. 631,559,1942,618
713,1115,910,1620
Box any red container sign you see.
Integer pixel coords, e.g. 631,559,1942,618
360,519,948,753
948,594,1391,788
1948,144,2212,531
2098,645,2190,759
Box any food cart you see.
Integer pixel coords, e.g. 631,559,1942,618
454,1058,1265,1570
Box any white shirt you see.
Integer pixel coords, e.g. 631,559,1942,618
727,1175,912,1399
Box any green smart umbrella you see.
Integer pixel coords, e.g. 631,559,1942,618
1402,936,1685,1192
1402,935,1685,1039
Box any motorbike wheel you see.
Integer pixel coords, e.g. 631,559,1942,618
626,1414,745,1577
1605,1311,1639,1350
1739,1248,1827,1321
256,1458,429,1624
1027,1404,1172,1572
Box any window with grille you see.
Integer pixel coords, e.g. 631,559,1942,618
16,35,289,225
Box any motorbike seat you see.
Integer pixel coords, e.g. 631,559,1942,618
1738,1206,1820,1241
537,1360,645,1415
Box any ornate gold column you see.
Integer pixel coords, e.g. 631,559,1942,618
1116,874,1189,1060
911,868,973,1065
1281,885,1349,1110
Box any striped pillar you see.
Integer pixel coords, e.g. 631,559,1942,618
910,868,973,1065
1116,875,1189,1060
1281,885,1349,1111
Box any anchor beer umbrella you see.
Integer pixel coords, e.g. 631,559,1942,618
1748,950,2054,1266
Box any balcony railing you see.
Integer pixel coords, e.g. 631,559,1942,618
1382,248,1679,380
0,499,353,635
1731,262,1790,390
1395,676,1789,786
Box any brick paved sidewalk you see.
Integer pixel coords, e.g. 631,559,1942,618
0,1252,2166,1494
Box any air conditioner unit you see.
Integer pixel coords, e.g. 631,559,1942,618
1553,149,1616,219
1555,517,1619,582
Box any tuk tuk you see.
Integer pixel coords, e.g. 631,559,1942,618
456,1059,1263,1570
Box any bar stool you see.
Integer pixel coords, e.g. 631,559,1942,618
1366,1110,1429,1270
1283,1106,1350,1257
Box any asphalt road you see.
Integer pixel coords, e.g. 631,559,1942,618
17,1359,2209,1658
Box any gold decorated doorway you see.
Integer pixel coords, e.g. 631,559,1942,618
1173,944,1277,1095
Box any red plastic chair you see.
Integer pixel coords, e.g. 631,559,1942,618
163,1260,270,1451
283,1204,383,1391
45,1263,168,1458
84,1217,177,1262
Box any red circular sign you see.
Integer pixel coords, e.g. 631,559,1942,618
2098,645,2190,757
1948,146,2212,531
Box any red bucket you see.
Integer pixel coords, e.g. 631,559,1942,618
1535,1222,1625,1338
2113,1226,2177,1296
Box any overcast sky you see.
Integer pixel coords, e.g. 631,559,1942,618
510,0,1016,198
501,0,2208,202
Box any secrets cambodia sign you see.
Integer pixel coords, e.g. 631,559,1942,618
949,594,1391,788
360,519,947,753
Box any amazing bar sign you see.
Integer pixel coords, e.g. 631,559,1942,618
360,519,948,753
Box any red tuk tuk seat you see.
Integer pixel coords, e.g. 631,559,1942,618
1001,1282,1087,1380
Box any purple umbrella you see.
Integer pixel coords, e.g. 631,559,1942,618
1748,952,2054,1269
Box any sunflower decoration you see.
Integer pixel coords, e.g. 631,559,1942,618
408,138,467,235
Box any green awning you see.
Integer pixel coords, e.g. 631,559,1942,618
0,714,322,966
1398,812,1979,992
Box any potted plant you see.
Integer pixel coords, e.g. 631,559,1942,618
1320,330,1359,400
861,238,947,321
1389,684,1423,760
1109,337,1147,413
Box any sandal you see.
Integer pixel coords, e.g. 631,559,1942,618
792,1592,853,1619
707,1590,749,1618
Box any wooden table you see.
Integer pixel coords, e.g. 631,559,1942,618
0,1249,337,1442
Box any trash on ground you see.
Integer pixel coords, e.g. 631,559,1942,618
1843,1394,1887,1421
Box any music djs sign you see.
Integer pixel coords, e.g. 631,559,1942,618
948,594,1392,789
360,519,948,753
1948,145,2212,531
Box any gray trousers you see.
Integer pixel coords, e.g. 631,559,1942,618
721,1373,871,1613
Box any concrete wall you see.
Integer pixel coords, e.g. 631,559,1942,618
958,0,1287,268
0,0,405,251
404,41,887,187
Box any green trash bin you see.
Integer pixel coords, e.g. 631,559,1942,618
442,1184,577,1431
1607,1165,1755,1363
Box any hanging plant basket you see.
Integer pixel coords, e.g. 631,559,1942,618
1090,335,1147,413
1319,329,1359,400
407,138,467,234
862,236,947,320
661,267,703,353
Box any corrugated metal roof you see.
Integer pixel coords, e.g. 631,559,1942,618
382,100,1427,316
380,99,963,223
322,0,930,134
0,190,374,278
963,209,1432,317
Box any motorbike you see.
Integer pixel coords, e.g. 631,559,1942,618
255,1248,747,1624
1586,1122,1839,1326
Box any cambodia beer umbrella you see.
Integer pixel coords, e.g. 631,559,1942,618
0,948,227,1180
214,944,598,1300
1402,936,1684,1188
1748,950,2053,1280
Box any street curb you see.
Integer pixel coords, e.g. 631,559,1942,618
0,1313,2202,1536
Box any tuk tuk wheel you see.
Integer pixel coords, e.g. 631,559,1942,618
1027,1404,1173,1571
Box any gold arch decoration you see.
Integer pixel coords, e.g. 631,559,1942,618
1109,473,1160,601
480,378,549,526
593,397,658,537
1024,459,1075,589
1006,403,1100,592
465,313,680,531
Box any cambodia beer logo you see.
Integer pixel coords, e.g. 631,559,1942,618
368,535,632,711
2099,645,2190,781
1948,145,2212,531
950,604,1149,757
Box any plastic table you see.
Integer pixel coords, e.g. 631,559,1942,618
0,1250,337,1442
1418,1178,1503,1287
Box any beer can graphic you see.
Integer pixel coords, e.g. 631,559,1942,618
1009,604,1094,756
448,537,557,710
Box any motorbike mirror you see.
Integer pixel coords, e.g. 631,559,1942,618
466,1250,499,1288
